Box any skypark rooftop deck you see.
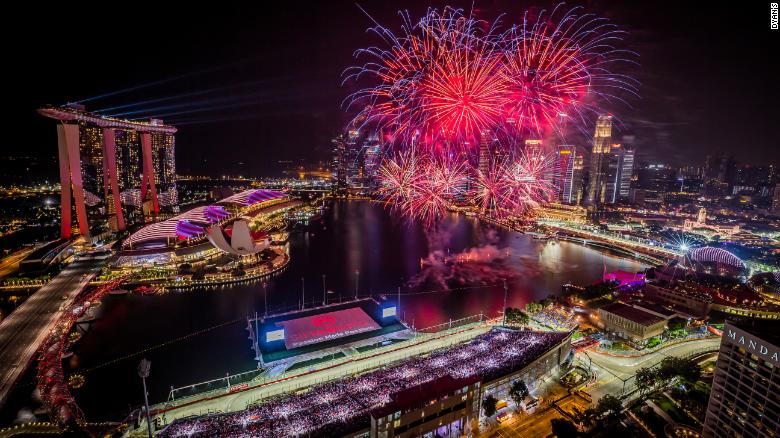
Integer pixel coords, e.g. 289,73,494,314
37,105,177,133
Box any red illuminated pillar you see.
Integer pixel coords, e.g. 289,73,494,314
57,123,90,238
102,128,126,231
140,132,159,215
57,126,72,238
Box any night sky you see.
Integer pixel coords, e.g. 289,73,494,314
3,1,778,178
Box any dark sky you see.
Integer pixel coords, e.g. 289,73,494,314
3,1,778,177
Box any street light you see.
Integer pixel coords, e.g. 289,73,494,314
502,279,509,326
322,274,327,306
355,269,360,300
138,358,153,438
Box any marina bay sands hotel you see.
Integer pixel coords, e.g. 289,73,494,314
38,104,178,240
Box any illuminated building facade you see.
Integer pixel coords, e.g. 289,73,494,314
586,114,613,206
553,145,579,204
703,321,780,437
602,142,635,204
772,184,780,216
38,104,178,239
331,134,348,194
618,141,635,201
478,130,491,176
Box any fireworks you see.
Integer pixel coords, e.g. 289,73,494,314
501,5,638,136
377,149,462,224
378,147,554,223
345,4,635,144
346,4,636,223
344,7,507,148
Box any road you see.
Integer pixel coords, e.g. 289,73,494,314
580,337,722,401
0,246,37,279
0,260,101,408
486,392,591,438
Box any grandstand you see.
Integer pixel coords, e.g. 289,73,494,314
158,328,572,438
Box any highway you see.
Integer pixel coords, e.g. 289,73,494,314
0,246,37,279
0,260,101,409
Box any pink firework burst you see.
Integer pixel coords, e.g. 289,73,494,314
474,148,556,218
501,5,638,136
344,7,507,149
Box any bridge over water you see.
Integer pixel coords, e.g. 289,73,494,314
0,260,102,408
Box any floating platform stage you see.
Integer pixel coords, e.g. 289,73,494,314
248,298,409,372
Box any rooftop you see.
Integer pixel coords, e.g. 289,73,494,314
600,302,666,326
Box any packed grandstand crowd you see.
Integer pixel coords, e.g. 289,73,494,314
159,329,567,438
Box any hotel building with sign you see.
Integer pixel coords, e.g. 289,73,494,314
703,320,780,437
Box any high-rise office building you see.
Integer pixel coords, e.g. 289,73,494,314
572,154,584,205
618,140,635,201
553,145,580,204
703,320,780,437
771,185,780,216
586,114,613,206
362,133,382,188
603,143,622,204
478,130,491,176
38,105,177,239
331,134,348,194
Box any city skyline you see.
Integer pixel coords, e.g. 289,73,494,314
2,1,778,178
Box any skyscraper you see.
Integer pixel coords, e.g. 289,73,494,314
703,320,780,437
603,143,622,204
478,130,491,176
553,145,579,204
772,185,780,216
586,114,613,206
572,154,584,205
331,134,348,194
618,137,636,201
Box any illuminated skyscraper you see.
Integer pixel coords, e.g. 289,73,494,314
362,133,382,188
703,321,780,437
618,137,635,201
586,114,613,206
553,145,578,204
478,130,491,176
772,185,780,216
331,134,348,194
